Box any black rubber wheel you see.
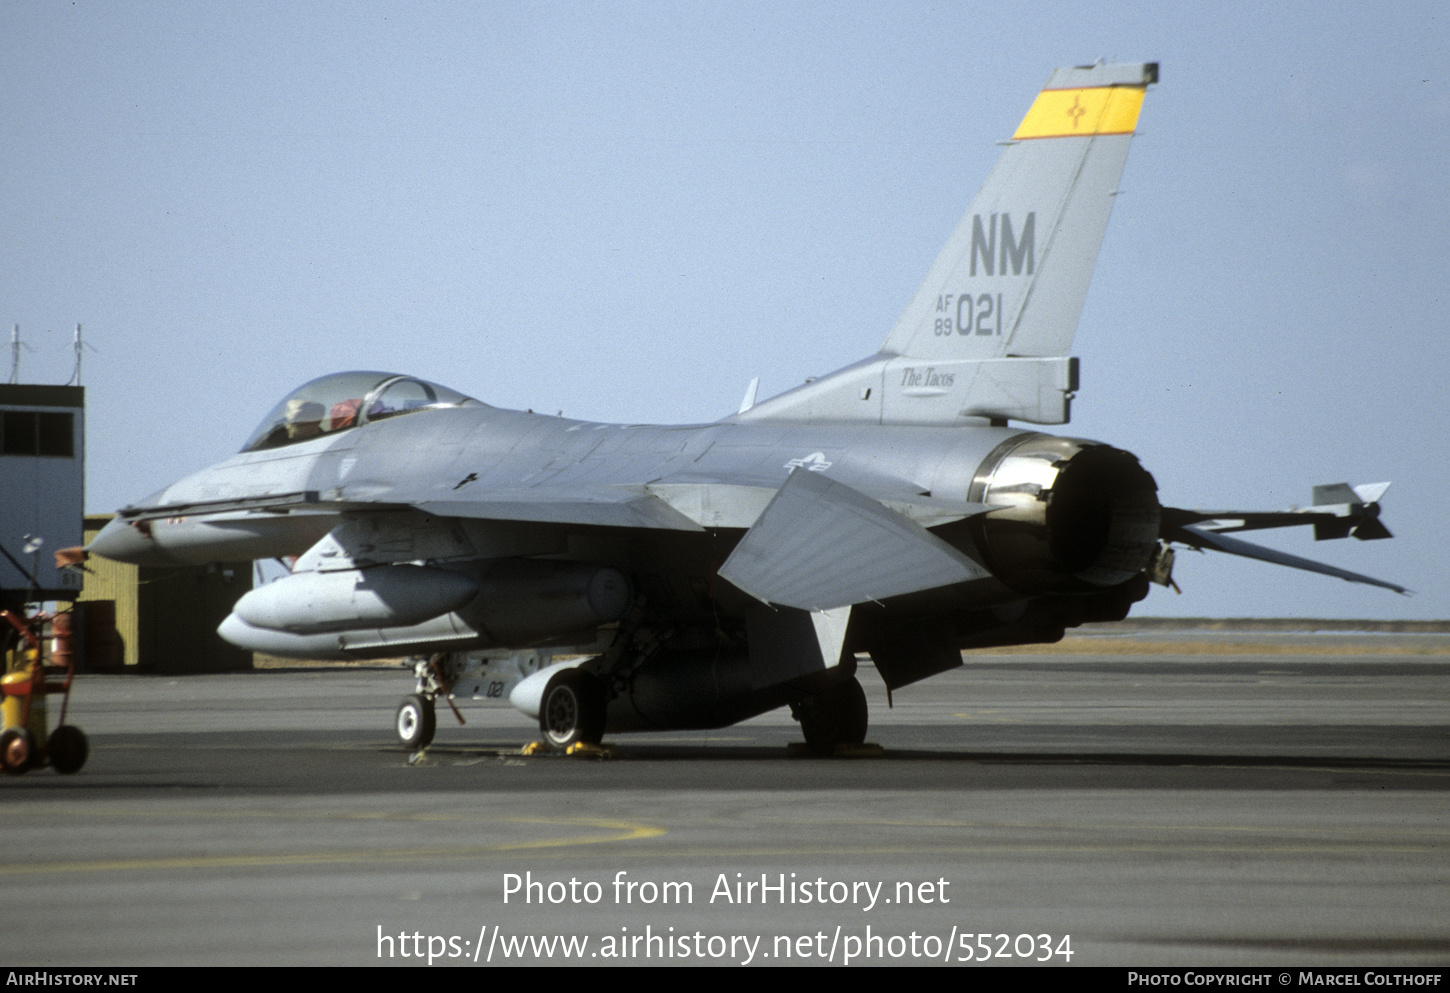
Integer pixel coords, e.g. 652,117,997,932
48,724,88,774
539,669,606,749
1,727,35,775
798,674,869,747
832,674,869,745
396,694,437,749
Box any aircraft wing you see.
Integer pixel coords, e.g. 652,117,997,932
379,465,995,610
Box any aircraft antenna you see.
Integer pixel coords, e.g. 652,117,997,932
66,323,96,386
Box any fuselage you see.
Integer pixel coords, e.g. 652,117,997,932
90,387,1163,666
91,402,1031,568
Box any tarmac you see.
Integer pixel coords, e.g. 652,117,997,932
2,629,1447,967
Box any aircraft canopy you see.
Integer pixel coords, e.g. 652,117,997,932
241,371,483,452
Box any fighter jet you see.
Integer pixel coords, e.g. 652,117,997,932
86,62,1404,751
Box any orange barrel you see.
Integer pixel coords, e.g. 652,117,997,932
51,612,75,671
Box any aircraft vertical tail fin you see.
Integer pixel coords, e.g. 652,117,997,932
884,61,1155,363
738,62,1155,428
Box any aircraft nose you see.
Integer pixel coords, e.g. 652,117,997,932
88,516,163,565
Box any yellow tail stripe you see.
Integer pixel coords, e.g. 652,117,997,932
1012,85,1145,140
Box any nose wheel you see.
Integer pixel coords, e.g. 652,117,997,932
395,694,436,749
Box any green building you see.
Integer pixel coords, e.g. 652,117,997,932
79,515,253,672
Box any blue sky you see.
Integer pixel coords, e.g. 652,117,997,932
3,1,1445,618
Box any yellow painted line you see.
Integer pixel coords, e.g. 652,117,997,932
951,712,1022,722
1013,85,1145,140
0,817,665,876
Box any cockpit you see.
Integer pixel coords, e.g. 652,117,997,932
241,371,484,452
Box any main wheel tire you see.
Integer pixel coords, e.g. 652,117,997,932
48,724,88,774
1,727,35,775
798,674,869,747
396,694,437,749
834,674,869,745
539,669,606,749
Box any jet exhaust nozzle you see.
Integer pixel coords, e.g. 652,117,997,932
968,434,1162,594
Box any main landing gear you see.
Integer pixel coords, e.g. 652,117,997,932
538,668,606,749
791,673,869,749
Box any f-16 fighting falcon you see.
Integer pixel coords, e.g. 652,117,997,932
86,63,1404,752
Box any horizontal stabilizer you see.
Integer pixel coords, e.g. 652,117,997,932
1168,525,1409,594
718,467,990,611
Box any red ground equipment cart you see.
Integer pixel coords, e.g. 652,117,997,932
1,607,88,775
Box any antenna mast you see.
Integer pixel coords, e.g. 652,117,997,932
8,324,32,384
67,324,95,386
